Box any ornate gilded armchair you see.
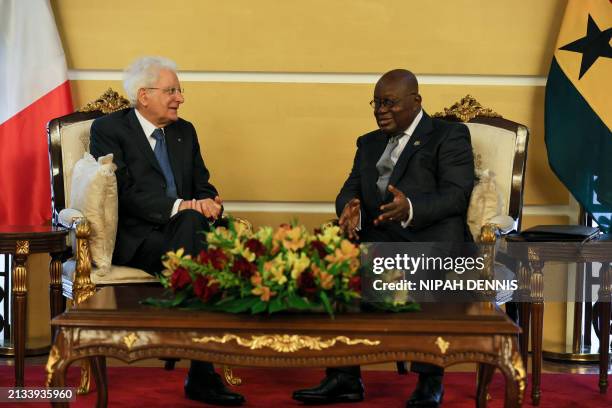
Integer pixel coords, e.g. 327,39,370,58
434,95,529,405
48,89,157,308
433,95,529,244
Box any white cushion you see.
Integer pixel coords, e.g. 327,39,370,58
69,153,118,275
60,119,96,207
62,260,157,285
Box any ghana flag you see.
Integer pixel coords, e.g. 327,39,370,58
545,0,611,232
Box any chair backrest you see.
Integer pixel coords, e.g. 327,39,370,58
433,95,529,232
48,89,130,225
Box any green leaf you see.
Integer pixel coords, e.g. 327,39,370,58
268,297,285,314
169,291,188,306
250,300,267,314
287,292,311,310
372,302,421,313
214,296,237,306
319,291,334,318
218,297,259,313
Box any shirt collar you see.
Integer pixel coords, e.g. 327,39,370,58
402,108,423,138
134,108,162,137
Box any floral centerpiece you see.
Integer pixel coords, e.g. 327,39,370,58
150,218,363,317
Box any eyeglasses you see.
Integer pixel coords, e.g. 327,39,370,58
145,87,184,96
369,92,417,110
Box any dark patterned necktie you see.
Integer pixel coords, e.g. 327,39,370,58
375,135,400,197
151,128,177,198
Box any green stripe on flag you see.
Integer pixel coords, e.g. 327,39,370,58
545,57,612,232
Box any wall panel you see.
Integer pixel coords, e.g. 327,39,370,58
52,0,565,75
71,80,567,205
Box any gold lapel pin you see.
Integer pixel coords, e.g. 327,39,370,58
413,141,421,146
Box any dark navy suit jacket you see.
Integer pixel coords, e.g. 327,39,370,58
90,108,217,264
336,111,474,243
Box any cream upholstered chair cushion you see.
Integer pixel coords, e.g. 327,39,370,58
57,115,156,284
465,122,517,239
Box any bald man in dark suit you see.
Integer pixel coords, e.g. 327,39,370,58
293,69,474,407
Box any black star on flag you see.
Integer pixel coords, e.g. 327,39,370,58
559,14,612,79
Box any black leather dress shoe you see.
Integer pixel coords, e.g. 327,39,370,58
185,372,245,406
406,375,444,407
292,372,364,404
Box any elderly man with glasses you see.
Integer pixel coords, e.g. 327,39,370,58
293,69,475,407
90,56,244,406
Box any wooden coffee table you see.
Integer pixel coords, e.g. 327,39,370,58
47,286,524,407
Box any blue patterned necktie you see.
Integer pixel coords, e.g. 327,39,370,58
151,128,177,198
375,135,400,197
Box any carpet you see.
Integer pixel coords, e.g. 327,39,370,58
1,366,610,407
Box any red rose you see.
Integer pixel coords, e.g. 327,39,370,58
348,276,361,293
231,255,257,279
309,240,327,258
245,238,266,257
193,275,220,302
170,267,192,291
207,248,229,270
197,250,209,265
297,270,318,298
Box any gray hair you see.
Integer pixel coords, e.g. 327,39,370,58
123,56,177,106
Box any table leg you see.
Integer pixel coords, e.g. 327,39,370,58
528,250,544,406
517,262,531,373
531,301,544,405
518,302,530,369
12,240,29,387
49,359,69,408
476,363,495,408
503,372,521,408
598,263,611,394
92,356,108,408
498,337,523,408
49,251,64,339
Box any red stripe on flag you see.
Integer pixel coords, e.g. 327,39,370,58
0,81,73,225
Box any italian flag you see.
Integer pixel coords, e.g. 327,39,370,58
0,0,73,225
545,0,612,232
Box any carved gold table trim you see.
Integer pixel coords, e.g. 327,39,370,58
192,334,380,352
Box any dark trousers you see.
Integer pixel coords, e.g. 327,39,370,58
327,228,445,380
327,363,443,378
126,209,216,379
127,209,211,275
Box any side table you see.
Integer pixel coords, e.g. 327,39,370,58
0,225,68,386
507,238,612,405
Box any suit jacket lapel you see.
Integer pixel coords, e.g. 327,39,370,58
386,112,435,200
126,109,165,177
164,123,184,197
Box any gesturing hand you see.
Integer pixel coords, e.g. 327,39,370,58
338,198,361,240
374,185,410,226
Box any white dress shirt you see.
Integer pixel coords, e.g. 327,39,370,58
134,109,182,216
358,109,423,229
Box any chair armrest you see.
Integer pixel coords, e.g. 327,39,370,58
59,213,96,304
58,208,85,229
